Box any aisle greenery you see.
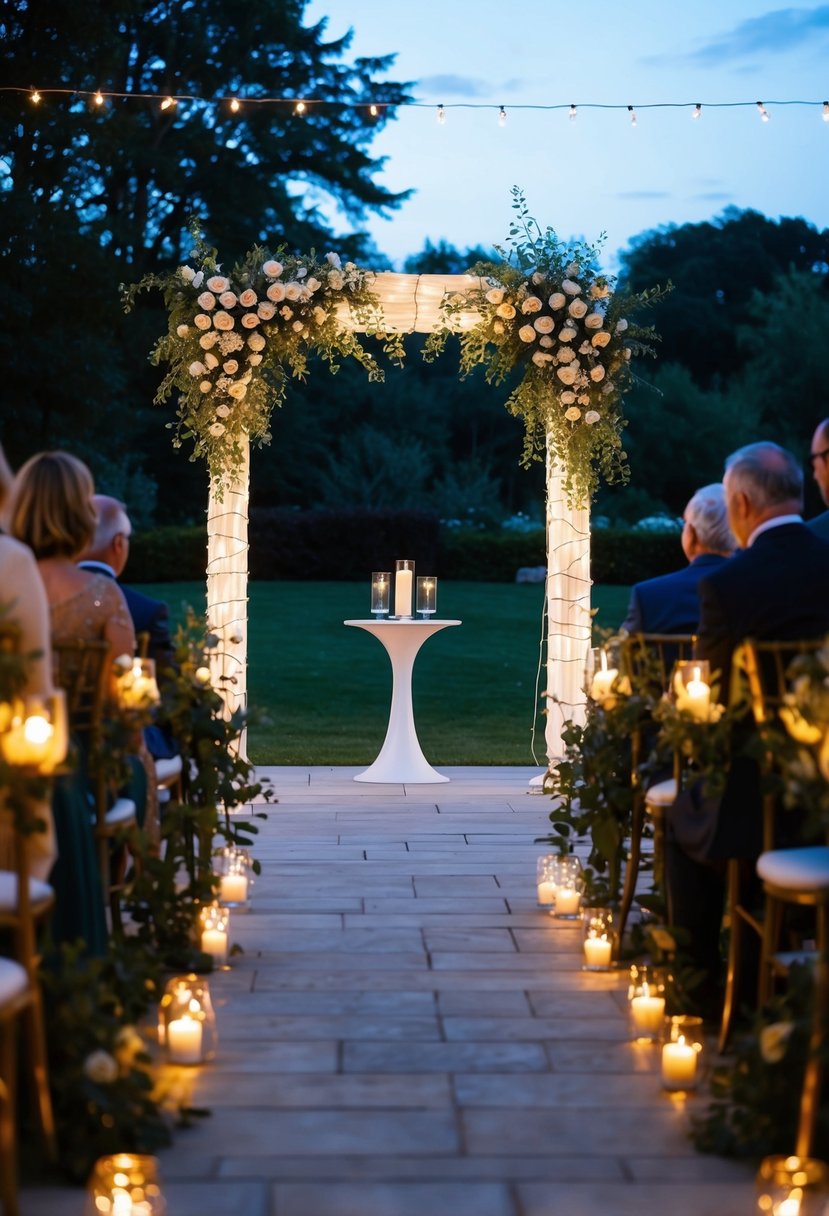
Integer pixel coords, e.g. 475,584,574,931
138,581,631,764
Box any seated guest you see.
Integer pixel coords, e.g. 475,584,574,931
620,484,735,636
807,417,829,540
9,452,137,954
666,441,829,1005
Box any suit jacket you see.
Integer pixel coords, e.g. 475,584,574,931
621,552,728,636
808,509,829,541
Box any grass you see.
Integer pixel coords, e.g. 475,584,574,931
140,581,631,765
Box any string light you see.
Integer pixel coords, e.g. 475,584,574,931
229,97,240,113
692,103,701,120
30,89,41,104
436,103,445,125
569,104,577,121
93,90,104,107
757,100,770,122
160,95,176,111
823,101,829,122
498,105,506,127
294,99,306,115
369,102,378,117
628,104,637,127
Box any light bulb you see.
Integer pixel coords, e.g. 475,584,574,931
160,96,177,111
94,91,104,106
692,103,701,120
628,105,637,127
436,104,446,125
569,104,577,121
369,103,378,117
230,97,240,113
498,106,506,127
823,101,829,122
31,89,41,104
294,99,306,115
757,101,769,122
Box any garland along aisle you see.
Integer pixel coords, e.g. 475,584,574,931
125,191,667,748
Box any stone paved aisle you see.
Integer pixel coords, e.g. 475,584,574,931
21,767,753,1215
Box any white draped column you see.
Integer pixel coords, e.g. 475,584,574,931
543,437,592,764
206,432,250,757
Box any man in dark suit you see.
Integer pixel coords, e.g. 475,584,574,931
666,442,829,1002
807,417,829,540
620,483,735,635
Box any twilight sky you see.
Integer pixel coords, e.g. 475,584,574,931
305,0,829,271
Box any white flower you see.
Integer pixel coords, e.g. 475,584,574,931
486,287,505,305
219,332,243,353
560,391,576,404
266,282,286,302
262,260,283,278
203,352,218,370
280,306,293,319
223,359,239,375
248,353,263,366
492,320,505,334
578,393,591,405
557,366,578,385
208,422,226,437
305,276,322,293
179,265,196,284
241,312,260,329
538,335,554,349
192,271,204,288
533,316,554,334
548,292,566,310
176,324,191,338
568,298,588,319
531,351,553,367
219,290,238,309
496,302,516,320
584,313,604,330
313,307,328,325
344,261,356,271
239,289,257,308
579,341,592,354
257,302,276,320
590,281,610,299
590,365,606,382
228,382,248,400
615,318,629,334
284,283,302,301
557,346,576,363
592,331,611,348
518,324,536,343
83,1050,119,1084
194,313,212,331
521,296,543,314
216,402,232,417
197,292,216,311
188,360,206,377
199,332,219,349
562,278,581,296
565,406,582,421
247,333,266,352
207,275,230,293
296,267,307,279
760,1021,794,1064
292,320,304,332
585,410,601,425
213,311,234,331
327,270,344,290
559,326,578,343
325,251,342,269
199,380,212,393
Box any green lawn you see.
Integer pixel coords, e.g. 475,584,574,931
140,581,631,765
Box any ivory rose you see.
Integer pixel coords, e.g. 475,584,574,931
266,283,286,302
199,332,218,349
194,313,212,330
615,318,629,333
585,410,601,425
562,278,581,295
176,324,191,338
538,335,554,348
568,298,588,319
216,402,232,417
531,351,553,367
219,291,238,308
228,382,248,400
284,283,302,301
213,311,235,331
496,302,516,319
592,331,611,347
204,352,219,370
206,275,230,293
247,333,266,351
325,251,342,269
590,281,610,299
557,366,578,385
521,296,542,314
262,260,283,278
305,277,322,293
197,292,216,310
208,422,226,437
188,361,206,377
248,353,262,365
327,270,344,289
257,302,276,320
241,313,260,328
565,406,582,421
223,360,239,375
533,316,554,334
239,289,257,308
584,313,604,330
560,391,576,405
548,292,566,310
590,365,606,382
559,326,577,343
180,265,196,283
199,380,212,392
518,325,536,343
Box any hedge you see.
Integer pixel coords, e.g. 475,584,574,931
127,513,685,586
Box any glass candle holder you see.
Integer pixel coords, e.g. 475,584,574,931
158,973,217,1064
85,1153,167,1216
673,659,713,721
587,646,619,707
199,903,229,968
552,855,584,919
0,690,67,772
115,656,161,712
756,1155,829,1216
416,576,437,618
394,559,415,618
627,963,667,1042
582,906,616,970
215,845,252,909
660,1014,704,1091
536,854,559,908
370,571,391,616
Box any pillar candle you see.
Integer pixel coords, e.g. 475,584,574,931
167,1015,203,1064
630,991,666,1036
555,887,581,916
661,1036,698,1088
220,872,248,904
583,936,612,967
201,927,228,964
395,568,413,617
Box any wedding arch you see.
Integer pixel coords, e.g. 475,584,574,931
125,196,664,763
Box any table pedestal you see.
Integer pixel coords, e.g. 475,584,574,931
344,619,461,784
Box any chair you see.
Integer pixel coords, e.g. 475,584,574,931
617,632,696,943
718,637,825,1052
52,640,137,934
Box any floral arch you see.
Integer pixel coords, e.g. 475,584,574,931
125,196,664,763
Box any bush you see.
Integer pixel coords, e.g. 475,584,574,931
128,526,207,582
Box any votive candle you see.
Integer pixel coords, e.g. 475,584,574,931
661,1036,698,1089
583,936,612,968
167,1015,203,1065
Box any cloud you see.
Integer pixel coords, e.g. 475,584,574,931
615,190,672,201
648,6,829,68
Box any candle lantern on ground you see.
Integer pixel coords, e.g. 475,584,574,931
660,1014,704,1091
158,973,217,1064
199,902,229,967
394,559,415,618
756,1155,829,1216
0,690,67,772
416,576,437,618
215,845,252,909
85,1153,167,1215
627,963,667,1042
536,854,559,908
552,855,584,919
370,571,391,617
582,906,616,970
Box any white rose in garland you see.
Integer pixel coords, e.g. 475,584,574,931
123,221,403,491
423,186,670,503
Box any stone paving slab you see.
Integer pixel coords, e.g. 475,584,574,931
18,766,759,1216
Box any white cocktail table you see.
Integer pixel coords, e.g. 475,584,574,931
344,618,461,783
